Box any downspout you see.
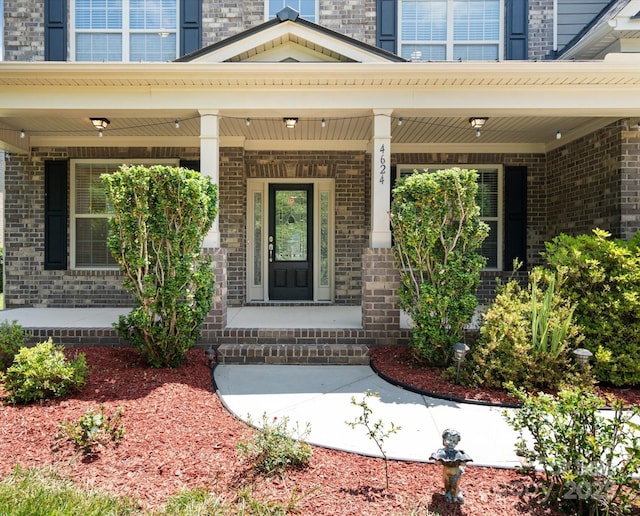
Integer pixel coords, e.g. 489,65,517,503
553,0,558,53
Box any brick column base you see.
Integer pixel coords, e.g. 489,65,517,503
362,248,409,346
200,247,227,343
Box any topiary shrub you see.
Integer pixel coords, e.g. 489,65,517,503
102,165,218,368
1,339,87,404
0,320,26,371
543,229,640,386
465,268,586,391
390,168,488,366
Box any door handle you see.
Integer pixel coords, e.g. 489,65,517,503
268,236,274,263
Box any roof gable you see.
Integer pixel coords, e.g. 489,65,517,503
176,7,405,64
558,0,640,59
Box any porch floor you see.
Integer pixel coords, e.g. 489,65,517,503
0,306,413,353
0,305,412,330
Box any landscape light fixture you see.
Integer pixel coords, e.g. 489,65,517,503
453,342,470,384
205,347,216,368
469,117,488,137
284,117,298,129
573,348,593,371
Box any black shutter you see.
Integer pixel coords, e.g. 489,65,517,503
180,0,202,57
45,0,67,61
180,160,200,172
506,0,528,60
377,0,398,54
504,166,527,270
44,161,68,270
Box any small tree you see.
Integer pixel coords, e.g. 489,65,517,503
103,165,218,367
346,391,401,490
391,168,488,365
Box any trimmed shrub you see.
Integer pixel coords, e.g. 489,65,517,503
1,339,87,404
0,320,26,371
103,165,218,368
390,168,488,365
543,229,640,386
466,268,585,391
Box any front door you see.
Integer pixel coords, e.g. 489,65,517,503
268,184,313,300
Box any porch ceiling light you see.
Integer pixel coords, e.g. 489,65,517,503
469,117,488,137
90,117,110,130
284,117,298,129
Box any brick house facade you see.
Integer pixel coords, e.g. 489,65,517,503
2,0,640,346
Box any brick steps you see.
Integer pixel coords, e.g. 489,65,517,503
215,343,370,365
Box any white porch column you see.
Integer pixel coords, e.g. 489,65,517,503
370,109,393,248
199,109,220,248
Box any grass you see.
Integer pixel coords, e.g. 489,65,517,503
0,467,141,515
0,467,310,516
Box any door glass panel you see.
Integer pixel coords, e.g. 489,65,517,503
320,191,329,286
253,191,262,285
275,190,307,261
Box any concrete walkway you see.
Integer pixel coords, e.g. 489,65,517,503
214,364,523,468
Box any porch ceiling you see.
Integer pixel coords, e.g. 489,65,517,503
0,112,627,154
2,56,640,154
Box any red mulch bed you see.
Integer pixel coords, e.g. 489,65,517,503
370,346,640,407
1,346,633,515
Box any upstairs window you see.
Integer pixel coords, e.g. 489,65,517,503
400,0,502,61
267,0,318,22
72,0,178,62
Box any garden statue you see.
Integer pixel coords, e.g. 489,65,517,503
430,428,473,503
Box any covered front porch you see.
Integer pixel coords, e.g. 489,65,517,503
0,302,413,364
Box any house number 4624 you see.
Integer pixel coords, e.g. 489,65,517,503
378,144,386,184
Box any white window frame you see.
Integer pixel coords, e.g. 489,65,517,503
265,0,320,22
396,164,503,270
70,0,180,62
70,159,178,270
398,0,504,61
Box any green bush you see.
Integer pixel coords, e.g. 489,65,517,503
504,387,640,515
237,413,312,477
0,320,26,371
390,168,488,365
466,268,585,391
103,165,218,368
543,229,640,386
1,339,87,404
57,406,124,453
